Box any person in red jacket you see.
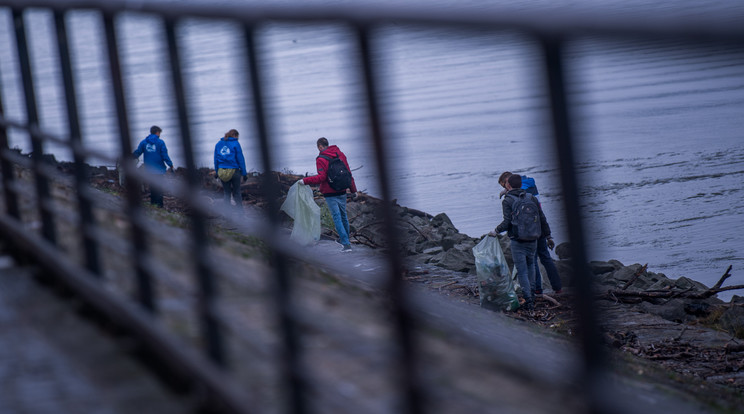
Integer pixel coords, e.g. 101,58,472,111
301,137,358,252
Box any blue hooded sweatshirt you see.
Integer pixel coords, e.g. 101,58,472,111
521,175,539,198
133,134,173,174
213,136,247,176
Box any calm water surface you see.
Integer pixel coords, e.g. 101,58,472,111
0,1,742,297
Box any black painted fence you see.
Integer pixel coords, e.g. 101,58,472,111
0,1,741,413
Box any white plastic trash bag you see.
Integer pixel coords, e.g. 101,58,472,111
472,236,520,311
280,181,321,246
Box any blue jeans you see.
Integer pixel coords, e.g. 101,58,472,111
325,194,350,246
534,236,563,293
221,173,242,210
511,239,537,303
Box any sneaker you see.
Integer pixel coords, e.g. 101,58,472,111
340,244,352,252
554,289,563,294
534,289,543,298
334,239,344,247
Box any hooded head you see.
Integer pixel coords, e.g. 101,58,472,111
223,129,239,141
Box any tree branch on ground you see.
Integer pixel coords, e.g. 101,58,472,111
598,265,741,303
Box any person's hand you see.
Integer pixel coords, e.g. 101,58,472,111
488,231,498,237
547,237,555,250
499,188,507,199
351,192,358,201
168,166,175,174
296,179,305,186
242,175,248,183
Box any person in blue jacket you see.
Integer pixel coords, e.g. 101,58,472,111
499,171,563,296
214,129,247,212
132,125,174,207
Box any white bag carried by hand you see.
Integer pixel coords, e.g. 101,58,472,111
280,181,321,246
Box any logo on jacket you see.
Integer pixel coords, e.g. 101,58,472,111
145,143,156,152
220,147,231,156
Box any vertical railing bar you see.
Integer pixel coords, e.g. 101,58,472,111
54,9,101,276
0,69,20,219
354,25,423,414
539,35,609,413
102,10,156,313
243,23,308,414
163,17,225,367
12,7,56,244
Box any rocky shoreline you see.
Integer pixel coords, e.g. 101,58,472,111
62,161,744,397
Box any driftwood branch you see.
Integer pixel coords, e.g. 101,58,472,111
711,265,733,290
621,263,648,290
438,281,458,291
686,284,744,299
353,220,385,233
598,265,741,302
541,294,562,308
647,351,695,360
351,233,380,248
724,343,744,353
402,219,430,240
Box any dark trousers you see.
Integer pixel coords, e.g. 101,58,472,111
150,185,163,207
534,236,563,292
221,173,242,209
147,172,165,207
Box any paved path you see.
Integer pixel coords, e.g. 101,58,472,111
0,252,189,414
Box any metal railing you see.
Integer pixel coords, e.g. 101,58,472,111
0,1,742,413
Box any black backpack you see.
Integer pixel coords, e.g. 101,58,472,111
318,154,352,191
507,192,541,241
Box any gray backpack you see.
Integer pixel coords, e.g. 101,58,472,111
508,192,541,241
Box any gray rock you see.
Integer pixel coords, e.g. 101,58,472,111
440,237,456,251
415,240,442,253
673,276,709,292
454,240,476,252
608,259,625,269
555,242,571,260
554,260,573,286
610,263,645,284
433,248,475,273
639,298,695,323
431,213,455,229
589,261,617,275
597,271,622,287
408,215,429,229
422,246,443,255
719,306,744,337
644,279,672,292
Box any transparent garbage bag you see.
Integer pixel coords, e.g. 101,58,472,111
280,181,321,246
472,236,520,311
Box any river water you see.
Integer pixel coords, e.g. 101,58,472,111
1,1,743,297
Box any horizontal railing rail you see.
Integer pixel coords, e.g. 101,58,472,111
3,0,744,40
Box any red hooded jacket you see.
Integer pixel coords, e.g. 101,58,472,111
302,145,357,196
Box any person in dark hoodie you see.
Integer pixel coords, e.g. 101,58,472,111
490,174,552,312
499,171,562,296
132,125,174,207
301,137,357,252
214,129,247,212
